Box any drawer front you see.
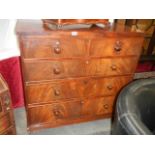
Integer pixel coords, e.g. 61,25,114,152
23,58,137,82
22,38,88,58
27,96,115,126
87,57,138,76
90,38,143,57
82,96,115,116
28,100,83,126
0,113,12,133
23,60,87,81
26,76,132,104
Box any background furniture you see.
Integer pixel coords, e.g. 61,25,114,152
16,20,143,132
115,19,155,73
112,78,155,135
0,74,16,135
0,57,24,108
0,19,24,108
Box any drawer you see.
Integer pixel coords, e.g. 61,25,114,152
22,38,88,58
23,59,87,81
90,37,143,57
87,57,138,76
23,57,137,82
27,96,115,126
28,100,83,126
0,113,12,133
83,96,115,116
26,76,132,104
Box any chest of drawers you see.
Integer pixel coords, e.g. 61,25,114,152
0,74,16,135
16,20,144,132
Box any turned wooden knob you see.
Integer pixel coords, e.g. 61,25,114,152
53,109,60,116
80,101,84,104
111,64,117,71
103,104,108,109
107,85,113,90
114,41,122,52
53,67,61,74
54,46,61,54
54,89,60,96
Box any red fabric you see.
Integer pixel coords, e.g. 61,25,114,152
0,57,24,108
136,62,154,73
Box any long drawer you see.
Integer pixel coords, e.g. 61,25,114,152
21,37,143,59
25,76,132,104
22,57,138,82
27,96,115,127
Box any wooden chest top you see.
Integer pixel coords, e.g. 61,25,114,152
16,20,144,37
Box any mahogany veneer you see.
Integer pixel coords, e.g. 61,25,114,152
16,20,144,133
0,74,16,135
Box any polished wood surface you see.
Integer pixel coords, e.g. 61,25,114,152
0,74,16,135
42,19,109,25
16,20,144,132
16,20,144,36
27,96,115,130
26,76,132,104
23,57,138,82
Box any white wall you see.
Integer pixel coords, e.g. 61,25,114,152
0,19,20,60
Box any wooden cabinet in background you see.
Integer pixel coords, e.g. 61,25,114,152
0,74,16,135
16,20,144,133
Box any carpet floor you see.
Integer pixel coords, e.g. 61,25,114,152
13,107,111,135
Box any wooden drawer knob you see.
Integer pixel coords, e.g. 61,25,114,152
111,64,117,71
103,104,108,109
53,67,61,74
54,46,61,54
114,41,122,52
54,89,60,96
107,85,113,90
53,109,61,117
80,101,84,104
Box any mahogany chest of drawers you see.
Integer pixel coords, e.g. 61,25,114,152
0,74,16,135
16,20,144,132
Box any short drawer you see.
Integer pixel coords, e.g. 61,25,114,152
0,113,12,133
23,58,137,82
87,57,138,76
90,37,143,57
27,96,115,127
82,96,115,116
28,100,83,126
22,38,88,59
23,59,87,81
26,76,132,104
